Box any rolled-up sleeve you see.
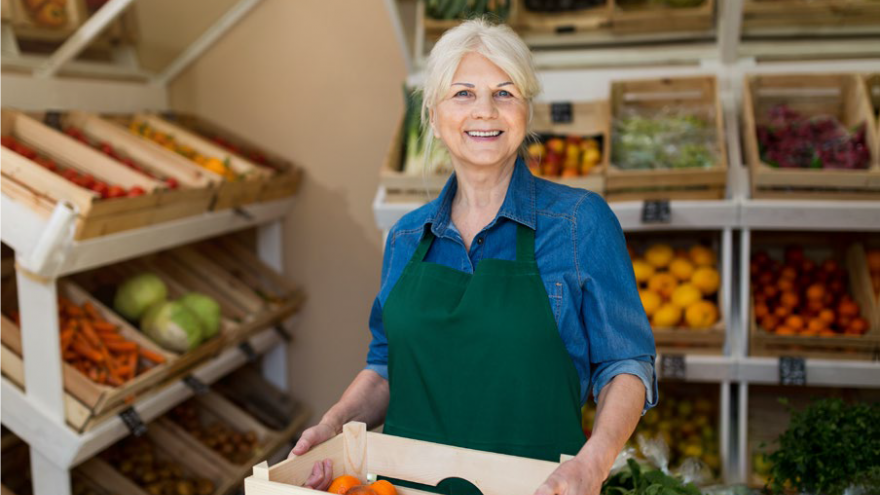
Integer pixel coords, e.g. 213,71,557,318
576,193,658,414
365,230,397,381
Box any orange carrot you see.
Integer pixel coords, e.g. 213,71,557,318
83,302,102,321
138,347,166,364
115,365,133,377
72,336,103,363
60,328,74,352
97,332,125,343
126,351,138,378
106,374,123,387
92,321,117,332
105,341,137,352
65,304,83,318
62,351,77,361
80,320,102,348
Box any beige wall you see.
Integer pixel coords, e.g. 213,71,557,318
169,0,407,419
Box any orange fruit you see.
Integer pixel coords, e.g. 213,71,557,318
346,487,378,495
754,303,769,319
784,315,804,331
774,306,791,319
838,300,860,318
329,476,363,495
800,329,819,337
849,317,869,335
760,315,780,333
777,278,794,292
775,326,796,336
867,249,880,272
369,480,398,495
806,318,826,333
806,284,825,301
819,330,837,337
780,291,799,309
806,300,824,314
763,285,779,299
780,266,797,280
818,309,835,325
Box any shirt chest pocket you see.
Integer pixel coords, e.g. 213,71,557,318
545,281,564,323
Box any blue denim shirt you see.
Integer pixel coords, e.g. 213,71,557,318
367,156,658,411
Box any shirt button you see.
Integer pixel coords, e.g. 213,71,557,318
477,237,484,245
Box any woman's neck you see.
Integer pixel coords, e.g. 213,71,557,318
450,156,517,249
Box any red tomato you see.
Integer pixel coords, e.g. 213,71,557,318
165,178,179,189
99,142,113,155
91,182,109,198
107,185,126,198
62,169,79,182
127,186,146,197
80,174,95,188
1,136,17,148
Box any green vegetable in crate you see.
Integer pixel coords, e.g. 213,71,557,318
114,273,168,321
178,293,221,339
140,300,204,353
612,111,717,171
602,458,700,495
401,88,451,176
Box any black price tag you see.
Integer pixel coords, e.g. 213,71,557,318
274,324,291,342
233,207,255,221
160,111,178,121
550,102,573,124
555,25,576,34
239,342,258,362
118,407,148,437
183,375,209,395
641,200,671,224
44,111,63,131
779,356,807,386
660,354,686,380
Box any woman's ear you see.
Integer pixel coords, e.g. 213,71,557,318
429,108,440,139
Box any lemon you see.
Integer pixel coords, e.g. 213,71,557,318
652,303,682,328
669,257,695,281
639,289,662,317
685,300,719,329
647,273,678,299
671,283,702,308
691,267,721,295
631,259,655,284
645,244,674,268
689,245,717,267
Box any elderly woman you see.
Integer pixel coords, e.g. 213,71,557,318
290,18,657,495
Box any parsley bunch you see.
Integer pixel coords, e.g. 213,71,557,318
602,459,701,495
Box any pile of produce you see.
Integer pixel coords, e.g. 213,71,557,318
168,400,259,465
63,126,179,189
21,0,69,28
761,398,880,495
7,297,166,386
114,272,221,353
129,120,241,181
867,247,880,297
526,135,602,178
2,136,146,199
617,0,705,9
425,0,511,21
756,104,871,170
326,476,397,495
630,243,721,330
401,90,451,176
612,109,719,170
751,247,869,337
205,134,281,172
103,435,215,495
524,0,605,13
601,459,700,495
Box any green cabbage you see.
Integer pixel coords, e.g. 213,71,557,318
178,293,221,339
140,300,203,353
114,273,167,321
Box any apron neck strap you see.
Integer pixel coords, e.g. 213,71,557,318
413,228,435,262
515,224,536,263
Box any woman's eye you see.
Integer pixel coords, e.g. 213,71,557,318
496,90,512,97
454,90,470,97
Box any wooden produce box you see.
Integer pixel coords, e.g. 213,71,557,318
742,0,880,31
628,232,725,355
159,392,283,495
77,422,230,495
421,0,519,39
609,0,715,35
124,113,272,211
607,76,727,201
245,422,572,495
7,0,87,42
1,110,185,240
380,101,608,203
848,242,880,331
742,73,880,200
517,0,610,34
867,73,880,152
159,112,303,202
0,279,175,433
748,234,880,361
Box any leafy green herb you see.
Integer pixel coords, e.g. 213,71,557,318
602,459,701,495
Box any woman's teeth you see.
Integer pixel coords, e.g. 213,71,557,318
466,130,502,137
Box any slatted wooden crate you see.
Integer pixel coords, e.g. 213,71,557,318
848,242,880,332
867,74,880,152
0,279,175,433
609,0,715,34
606,76,727,201
748,234,880,361
517,0,609,34
6,0,87,42
0,110,200,239
742,73,880,200
421,0,520,38
246,422,574,495
742,0,880,30
158,112,303,202
77,422,230,495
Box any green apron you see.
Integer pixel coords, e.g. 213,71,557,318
381,224,587,494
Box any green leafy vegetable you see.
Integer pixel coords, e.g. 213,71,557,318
602,459,702,495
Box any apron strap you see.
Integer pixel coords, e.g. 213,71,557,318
413,228,435,263
515,224,536,263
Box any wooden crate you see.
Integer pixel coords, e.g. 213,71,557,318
380,101,608,203
748,234,880,360
607,76,727,201
609,0,715,34
7,0,87,43
0,279,176,433
125,113,272,211
848,242,880,332
158,112,303,202
245,422,572,495
628,232,725,355
421,0,520,38
1,110,209,240
517,0,610,34
215,364,311,434
77,421,230,495
742,0,880,30
867,74,880,153
742,73,880,200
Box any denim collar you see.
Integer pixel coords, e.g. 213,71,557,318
426,156,537,238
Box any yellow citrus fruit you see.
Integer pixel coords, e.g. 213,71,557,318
328,476,363,494
669,257,695,281
671,283,703,308
645,244,674,268
691,267,721,295
639,290,662,317
647,273,678,299
631,259,655,284
685,300,719,329
652,303,682,328
689,245,717,267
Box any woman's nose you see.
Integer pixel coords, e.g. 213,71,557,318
471,94,498,120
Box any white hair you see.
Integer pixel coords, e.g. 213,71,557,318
420,17,541,161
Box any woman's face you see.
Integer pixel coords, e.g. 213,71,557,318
432,52,528,170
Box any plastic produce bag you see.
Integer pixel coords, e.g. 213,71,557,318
612,106,719,171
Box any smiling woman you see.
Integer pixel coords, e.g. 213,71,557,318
290,17,657,495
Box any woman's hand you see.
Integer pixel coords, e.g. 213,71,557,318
288,422,339,490
533,457,605,495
